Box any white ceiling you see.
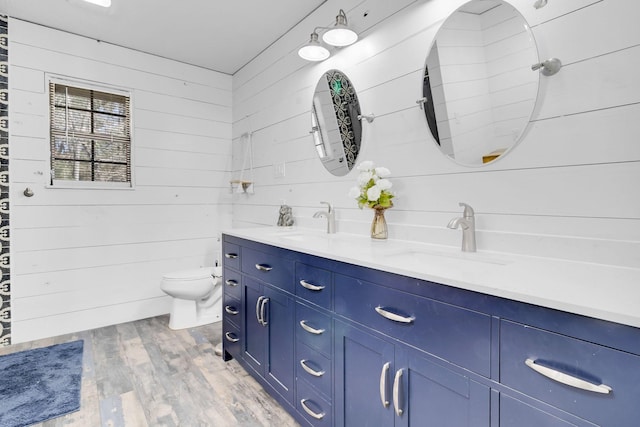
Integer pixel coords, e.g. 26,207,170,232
0,0,328,75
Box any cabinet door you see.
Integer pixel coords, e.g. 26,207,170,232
242,277,267,374
263,285,294,402
335,321,396,427
242,276,295,403
397,346,490,427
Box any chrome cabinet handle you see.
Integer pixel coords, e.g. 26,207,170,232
225,332,239,343
375,306,415,324
225,306,239,315
380,362,390,408
225,279,238,287
300,399,325,420
299,320,325,335
300,359,325,377
525,359,613,394
224,253,238,259
393,368,404,416
259,297,269,326
255,296,264,325
299,279,325,291
255,263,273,272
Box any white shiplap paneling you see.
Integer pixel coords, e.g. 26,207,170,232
230,0,640,270
9,19,232,343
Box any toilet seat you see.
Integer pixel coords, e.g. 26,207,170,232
162,267,215,282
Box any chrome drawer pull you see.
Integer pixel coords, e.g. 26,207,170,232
300,399,325,420
224,253,238,259
393,368,404,416
225,332,239,343
525,359,613,394
375,306,415,324
255,263,273,272
225,279,238,287
300,359,325,377
225,306,239,315
299,320,325,335
299,279,325,291
380,362,390,408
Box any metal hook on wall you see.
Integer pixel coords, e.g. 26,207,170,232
531,58,562,76
533,0,548,9
357,113,375,123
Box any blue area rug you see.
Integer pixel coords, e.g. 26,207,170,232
0,340,84,427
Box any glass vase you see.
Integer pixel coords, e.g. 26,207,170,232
370,207,388,240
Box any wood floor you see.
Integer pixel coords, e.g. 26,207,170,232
0,315,300,427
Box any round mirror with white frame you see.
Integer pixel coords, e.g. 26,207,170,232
311,69,363,176
422,0,539,166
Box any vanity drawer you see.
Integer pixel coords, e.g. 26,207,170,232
296,377,332,427
241,247,294,293
223,268,241,300
297,302,332,358
335,274,491,377
222,318,241,360
223,295,241,328
296,341,332,400
223,242,241,270
500,320,640,427
295,263,332,309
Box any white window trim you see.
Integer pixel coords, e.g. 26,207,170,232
46,75,136,190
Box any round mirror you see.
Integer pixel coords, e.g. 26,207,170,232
422,0,539,166
311,69,363,176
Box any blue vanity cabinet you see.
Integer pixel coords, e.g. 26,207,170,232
222,233,640,426
334,320,490,427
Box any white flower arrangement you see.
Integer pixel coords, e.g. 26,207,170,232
349,161,394,209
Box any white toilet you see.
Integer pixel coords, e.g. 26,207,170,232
160,266,223,330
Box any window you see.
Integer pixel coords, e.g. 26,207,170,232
49,80,131,187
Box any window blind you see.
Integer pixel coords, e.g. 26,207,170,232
49,82,131,184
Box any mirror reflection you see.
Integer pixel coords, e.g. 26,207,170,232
311,69,362,176
423,0,539,166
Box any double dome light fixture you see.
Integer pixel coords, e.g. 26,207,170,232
298,9,358,62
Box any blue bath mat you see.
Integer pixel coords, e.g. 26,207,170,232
0,340,84,427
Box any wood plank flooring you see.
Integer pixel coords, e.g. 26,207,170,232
0,315,300,427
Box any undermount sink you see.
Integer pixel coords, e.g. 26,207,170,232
383,247,512,269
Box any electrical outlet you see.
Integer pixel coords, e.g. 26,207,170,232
274,162,286,178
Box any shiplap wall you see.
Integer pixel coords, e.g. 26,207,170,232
9,19,232,343
231,0,640,269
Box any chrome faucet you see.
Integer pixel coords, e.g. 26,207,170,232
447,202,476,252
313,201,336,234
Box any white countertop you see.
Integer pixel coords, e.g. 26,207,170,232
224,227,640,329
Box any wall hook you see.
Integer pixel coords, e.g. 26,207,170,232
533,0,548,9
23,187,34,197
531,58,562,76
357,113,375,123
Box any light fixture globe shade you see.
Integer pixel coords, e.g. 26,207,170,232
322,26,358,47
298,44,330,61
298,32,330,61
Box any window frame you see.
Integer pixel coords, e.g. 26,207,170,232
47,76,135,190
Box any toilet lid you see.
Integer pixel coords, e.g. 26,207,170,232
163,267,215,281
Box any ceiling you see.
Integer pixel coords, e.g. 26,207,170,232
0,0,327,75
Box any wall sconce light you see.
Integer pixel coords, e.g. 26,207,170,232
298,9,358,62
